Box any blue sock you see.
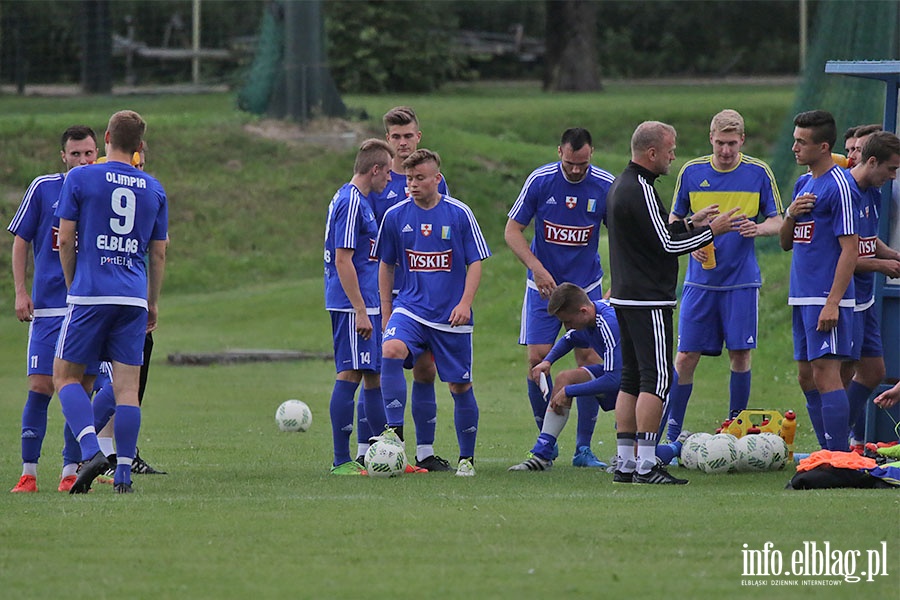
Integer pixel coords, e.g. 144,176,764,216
381,358,407,427
655,440,682,465
820,389,850,452
92,385,117,431
58,383,100,460
21,391,51,464
355,391,367,444
803,389,827,449
113,405,141,486
665,382,693,442
362,386,386,438
729,370,751,417
411,381,437,446
575,396,600,448
846,381,872,442
62,423,80,467
527,375,550,431
531,432,558,460
329,380,359,466
451,388,479,458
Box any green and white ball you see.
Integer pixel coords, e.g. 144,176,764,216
698,434,738,474
759,433,789,470
275,399,312,432
735,435,773,471
364,440,407,477
679,434,710,470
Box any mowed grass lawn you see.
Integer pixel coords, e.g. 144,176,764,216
0,83,897,599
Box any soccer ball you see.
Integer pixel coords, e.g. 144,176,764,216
735,435,770,471
760,432,789,470
743,434,777,471
364,440,407,478
679,434,709,470
698,434,738,474
275,399,312,432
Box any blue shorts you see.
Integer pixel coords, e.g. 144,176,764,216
28,315,99,376
519,282,603,345
383,311,472,384
330,311,381,374
792,305,854,361
851,306,883,361
56,304,148,366
578,364,620,411
677,286,758,355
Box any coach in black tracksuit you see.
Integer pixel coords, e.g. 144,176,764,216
606,121,739,484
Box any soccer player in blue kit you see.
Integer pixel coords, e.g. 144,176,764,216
376,149,491,476
664,110,783,441
841,131,900,449
508,284,621,471
8,125,99,493
779,110,858,452
324,139,394,475
363,106,450,471
505,128,615,468
53,110,168,494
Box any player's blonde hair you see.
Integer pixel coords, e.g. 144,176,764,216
547,283,592,318
402,148,441,171
354,138,394,174
710,109,744,136
107,110,145,154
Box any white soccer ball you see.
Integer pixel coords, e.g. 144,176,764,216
760,433,789,470
735,435,767,471
679,434,707,470
741,434,776,471
364,440,407,478
698,434,738,474
275,399,312,432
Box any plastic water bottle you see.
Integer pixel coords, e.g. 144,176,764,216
781,410,797,461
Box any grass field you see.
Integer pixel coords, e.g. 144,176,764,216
0,83,897,599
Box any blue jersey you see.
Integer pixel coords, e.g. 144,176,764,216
544,300,621,374
323,183,380,312
672,154,781,289
55,162,167,307
7,173,68,312
370,171,449,294
508,162,614,292
375,195,491,330
853,185,880,311
788,165,858,307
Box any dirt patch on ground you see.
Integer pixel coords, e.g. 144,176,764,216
244,118,377,151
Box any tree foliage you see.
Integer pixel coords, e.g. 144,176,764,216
324,1,463,94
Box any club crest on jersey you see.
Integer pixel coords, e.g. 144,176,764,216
441,226,451,240
406,249,452,272
587,198,597,213
859,235,877,258
543,220,594,246
421,223,433,237
792,221,814,244
565,196,577,209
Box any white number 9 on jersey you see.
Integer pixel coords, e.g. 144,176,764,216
110,187,136,235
